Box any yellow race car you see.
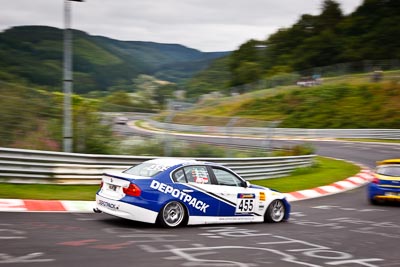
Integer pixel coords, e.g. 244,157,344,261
368,159,400,204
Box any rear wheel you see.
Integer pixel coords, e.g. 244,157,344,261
264,199,285,223
158,201,186,228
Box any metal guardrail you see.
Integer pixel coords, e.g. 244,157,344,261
147,119,400,140
0,147,315,184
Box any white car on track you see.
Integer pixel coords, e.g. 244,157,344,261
94,158,291,227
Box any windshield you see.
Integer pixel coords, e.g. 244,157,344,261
123,162,171,177
376,165,400,177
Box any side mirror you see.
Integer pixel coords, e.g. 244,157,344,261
245,181,251,188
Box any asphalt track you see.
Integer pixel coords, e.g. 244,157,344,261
1,123,399,266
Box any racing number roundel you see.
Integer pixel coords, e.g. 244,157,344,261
235,193,256,214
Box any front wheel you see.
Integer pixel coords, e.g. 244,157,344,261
157,201,186,228
369,197,383,205
264,199,285,223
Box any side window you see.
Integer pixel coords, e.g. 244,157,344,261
184,166,211,184
172,169,187,183
213,167,243,187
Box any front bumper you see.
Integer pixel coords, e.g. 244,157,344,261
368,183,400,202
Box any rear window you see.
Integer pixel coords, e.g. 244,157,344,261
123,163,170,177
376,165,400,177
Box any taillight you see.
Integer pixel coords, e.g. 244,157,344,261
123,183,141,197
371,177,380,184
100,181,104,188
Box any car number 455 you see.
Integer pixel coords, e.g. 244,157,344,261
236,199,255,213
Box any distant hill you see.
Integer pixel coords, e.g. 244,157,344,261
0,26,229,93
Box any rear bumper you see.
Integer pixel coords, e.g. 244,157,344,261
95,194,158,224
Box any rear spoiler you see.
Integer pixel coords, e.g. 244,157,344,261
377,159,400,165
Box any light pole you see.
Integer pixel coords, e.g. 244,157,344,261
63,0,83,153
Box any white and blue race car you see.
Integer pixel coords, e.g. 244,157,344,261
94,158,291,227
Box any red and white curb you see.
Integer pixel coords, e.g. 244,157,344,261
284,169,374,202
0,170,374,212
0,199,95,213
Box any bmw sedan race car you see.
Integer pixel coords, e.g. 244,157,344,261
94,158,291,227
368,159,400,205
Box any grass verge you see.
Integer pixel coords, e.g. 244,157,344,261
0,184,99,201
0,157,360,200
251,156,360,192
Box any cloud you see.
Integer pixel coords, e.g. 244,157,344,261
0,0,363,52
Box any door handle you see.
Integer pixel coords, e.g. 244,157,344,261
183,189,194,193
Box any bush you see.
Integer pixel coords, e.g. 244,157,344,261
272,143,315,156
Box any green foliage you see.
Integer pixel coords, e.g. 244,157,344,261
104,91,133,107
231,81,400,128
230,40,265,86
119,137,275,158
263,72,300,88
98,75,177,112
232,61,262,87
185,56,231,98
186,75,400,129
265,0,400,71
0,183,98,200
0,81,116,154
172,143,226,158
73,38,122,65
191,0,400,91
73,98,116,154
0,26,228,94
120,139,227,157
0,82,59,149
272,144,315,156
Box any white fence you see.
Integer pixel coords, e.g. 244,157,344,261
0,147,315,184
147,119,400,140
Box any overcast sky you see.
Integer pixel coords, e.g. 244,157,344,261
0,0,363,52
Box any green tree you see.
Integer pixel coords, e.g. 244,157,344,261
104,91,133,106
74,104,116,154
316,0,343,32
230,40,264,86
155,83,177,107
232,61,263,88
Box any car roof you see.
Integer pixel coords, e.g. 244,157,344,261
143,158,223,169
377,159,400,166
144,158,203,167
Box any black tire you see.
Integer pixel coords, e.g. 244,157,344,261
369,198,382,205
264,199,285,223
157,201,186,228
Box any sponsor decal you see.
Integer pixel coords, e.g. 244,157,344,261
237,193,256,199
259,204,265,212
98,200,119,210
192,169,209,184
147,164,171,172
150,180,210,213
